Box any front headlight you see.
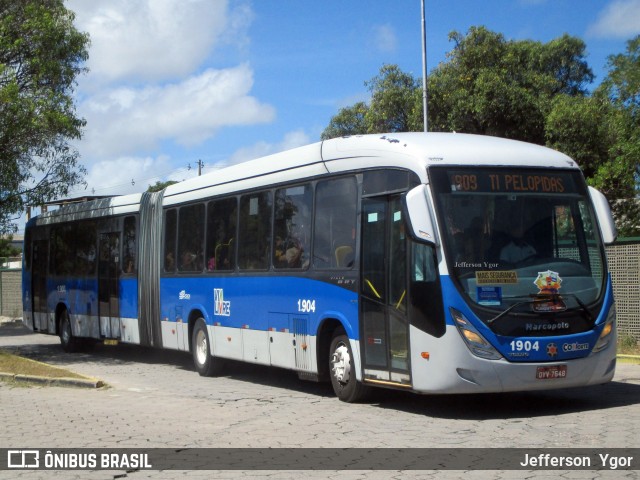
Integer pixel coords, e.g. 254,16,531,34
592,304,616,354
451,307,502,360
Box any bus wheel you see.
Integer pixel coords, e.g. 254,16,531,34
192,318,222,377
329,332,370,403
59,310,80,353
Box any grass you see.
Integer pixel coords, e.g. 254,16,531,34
0,350,88,379
617,334,640,364
617,334,640,355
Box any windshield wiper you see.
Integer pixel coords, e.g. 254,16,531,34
556,293,594,322
486,299,533,325
486,293,593,325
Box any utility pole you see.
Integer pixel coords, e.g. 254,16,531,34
196,159,204,176
421,0,428,132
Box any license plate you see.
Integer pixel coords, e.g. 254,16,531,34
536,365,567,380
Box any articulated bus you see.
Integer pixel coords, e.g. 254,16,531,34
22,133,618,402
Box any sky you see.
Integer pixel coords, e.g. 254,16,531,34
22,0,640,231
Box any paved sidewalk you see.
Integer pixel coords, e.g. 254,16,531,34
1,322,639,480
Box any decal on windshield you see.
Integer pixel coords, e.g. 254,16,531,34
477,286,502,306
534,270,562,294
532,270,565,312
475,270,518,285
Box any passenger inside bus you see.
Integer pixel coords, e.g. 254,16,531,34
165,252,175,271
180,250,198,271
274,235,302,268
499,223,536,264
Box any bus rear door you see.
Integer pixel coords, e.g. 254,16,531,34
31,239,49,332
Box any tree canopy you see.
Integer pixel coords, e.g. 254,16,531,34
322,28,640,236
0,0,89,234
147,180,178,193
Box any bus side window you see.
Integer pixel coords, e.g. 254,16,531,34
239,191,272,270
164,209,177,272
410,242,445,337
273,185,312,269
313,176,357,269
122,216,136,274
206,197,237,271
413,242,436,283
178,203,205,273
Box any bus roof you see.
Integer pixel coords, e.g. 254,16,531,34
28,133,581,223
322,132,578,169
28,193,143,227
163,132,579,206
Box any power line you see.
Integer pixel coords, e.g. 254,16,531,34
67,163,197,196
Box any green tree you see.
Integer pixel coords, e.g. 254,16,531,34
600,35,640,116
427,27,593,142
0,0,89,234
323,28,593,142
320,101,368,140
147,180,178,193
548,36,640,236
365,64,421,133
321,65,419,139
0,234,20,258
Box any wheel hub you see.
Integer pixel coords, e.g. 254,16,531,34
331,343,351,384
195,330,208,365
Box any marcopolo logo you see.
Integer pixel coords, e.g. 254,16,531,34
214,289,231,316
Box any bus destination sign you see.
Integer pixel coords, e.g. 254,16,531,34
448,171,576,194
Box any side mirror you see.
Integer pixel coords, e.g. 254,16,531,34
588,186,617,244
403,185,438,246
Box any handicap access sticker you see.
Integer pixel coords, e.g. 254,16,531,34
477,286,502,306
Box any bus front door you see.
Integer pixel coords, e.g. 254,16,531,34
98,232,120,339
360,196,411,387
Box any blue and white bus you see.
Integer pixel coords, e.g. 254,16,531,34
22,133,618,402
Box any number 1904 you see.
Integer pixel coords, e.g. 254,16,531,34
510,340,539,352
297,299,316,313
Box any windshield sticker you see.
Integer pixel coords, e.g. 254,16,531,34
477,286,502,306
534,270,562,294
476,270,518,285
532,270,566,312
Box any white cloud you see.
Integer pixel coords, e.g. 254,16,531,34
80,64,275,158
226,130,311,166
372,24,397,53
75,155,176,197
588,0,640,38
67,0,252,86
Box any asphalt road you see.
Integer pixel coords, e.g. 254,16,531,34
1,321,639,480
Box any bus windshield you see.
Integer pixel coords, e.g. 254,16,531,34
430,167,606,319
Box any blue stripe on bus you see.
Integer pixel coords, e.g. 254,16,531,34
159,276,359,339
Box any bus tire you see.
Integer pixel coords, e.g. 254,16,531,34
192,318,222,377
329,332,370,403
59,310,80,353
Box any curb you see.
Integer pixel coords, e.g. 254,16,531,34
617,354,640,359
0,318,23,325
0,371,104,388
